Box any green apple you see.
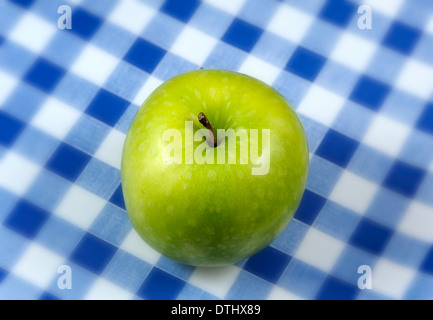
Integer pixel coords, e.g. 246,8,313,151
121,69,309,267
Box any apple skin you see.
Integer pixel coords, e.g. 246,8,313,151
121,69,309,267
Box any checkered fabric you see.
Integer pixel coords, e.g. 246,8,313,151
0,0,432,300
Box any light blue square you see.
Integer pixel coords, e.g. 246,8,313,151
0,37,36,77
332,101,373,141
48,262,96,300
278,258,327,299
271,218,309,256
36,215,85,257
226,270,273,299
89,203,131,246
397,0,433,30
380,89,425,126
105,61,148,102
141,12,184,50
298,114,328,153
0,225,28,270
314,200,361,242
331,245,377,285
315,60,360,98
345,9,392,42
238,0,278,28
404,273,433,300
189,3,234,38
306,155,343,197
357,289,393,300
413,33,433,65
13,126,60,165
32,0,73,22
365,47,406,85
53,72,99,111
0,1,21,35
399,130,433,170
42,31,86,69
383,232,430,269
0,187,18,222
80,0,118,17
3,83,47,122
64,113,111,155
116,103,140,134
203,42,247,71
365,187,409,229
417,172,433,206
348,144,393,183
273,71,311,109
25,169,71,212
156,256,196,281
103,249,152,293
301,19,341,57
178,283,219,300
92,22,136,58
252,32,297,68
0,273,42,300
153,53,198,81
76,158,121,200
289,0,327,15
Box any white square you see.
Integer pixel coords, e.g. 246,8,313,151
13,243,64,289
267,286,303,300
170,26,218,66
0,71,18,106
364,0,404,17
372,258,415,299
133,76,163,106
120,229,161,265
330,32,376,72
9,12,56,53
267,4,314,43
0,151,40,196
203,0,247,15
94,129,126,170
71,44,119,87
54,184,106,229
238,55,281,85
297,84,345,126
396,59,433,99
363,114,410,157
31,97,81,140
108,0,155,34
329,171,378,215
189,265,241,298
85,278,133,300
398,201,433,243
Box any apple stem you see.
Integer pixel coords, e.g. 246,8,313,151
198,112,217,147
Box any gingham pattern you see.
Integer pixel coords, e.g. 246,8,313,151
0,0,432,300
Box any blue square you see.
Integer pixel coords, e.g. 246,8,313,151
3,83,46,122
153,53,197,81
141,13,184,50
39,292,60,300
316,60,359,98
24,58,65,93
349,218,392,254
285,47,326,81
244,246,291,284
156,256,195,281
271,219,309,256
70,233,117,275
8,0,34,8
92,22,136,58
306,155,343,197
319,0,357,27
316,129,359,168
226,270,273,299
46,143,91,182
252,32,297,68
70,8,102,39
420,247,433,275
0,110,23,147
294,189,326,225
349,76,390,111
316,276,358,300
137,267,186,299
404,273,433,300
384,232,430,269
0,225,28,270
42,31,86,69
203,42,247,70
416,103,433,135
272,71,312,111
124,38,166,73
189,3,234,38
85,89,129,127
3,200,49,239
160,0,200,23
222,18,263,52
383,160,425,197
0,40,36,77
238,0,278,28
332,102,373,142
110,184,126,210
382,21,421,55
0,267,7,284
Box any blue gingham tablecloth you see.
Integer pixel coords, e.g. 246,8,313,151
0,0,433,300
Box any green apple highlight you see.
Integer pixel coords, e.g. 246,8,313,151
121,69,309,266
